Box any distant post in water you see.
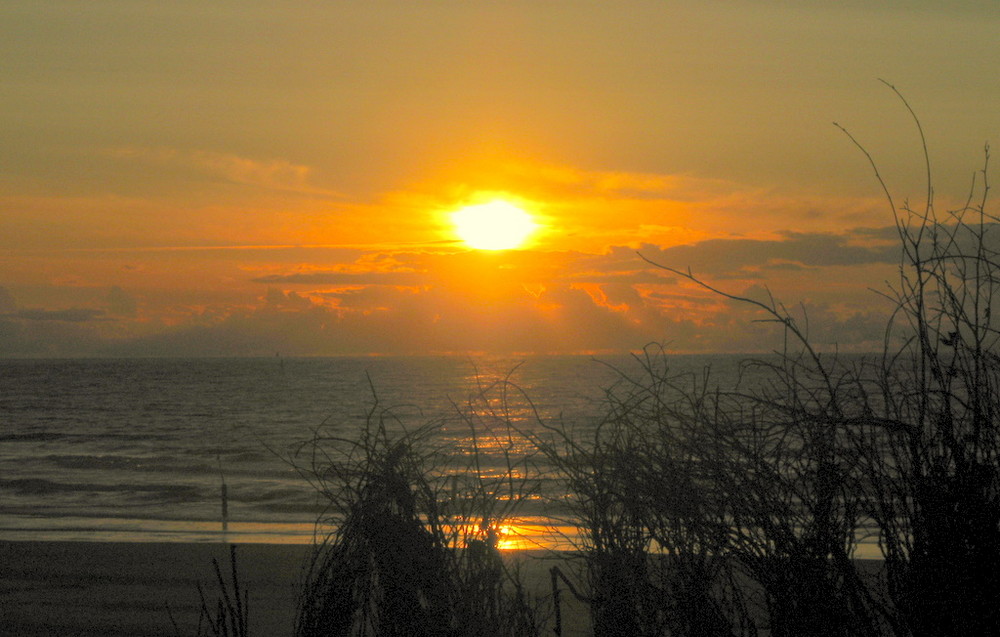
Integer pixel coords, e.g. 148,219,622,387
218,455,229,536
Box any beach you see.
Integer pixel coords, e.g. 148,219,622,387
0,541,309,636
0,541,588,637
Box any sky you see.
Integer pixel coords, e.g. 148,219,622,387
2,1,999,356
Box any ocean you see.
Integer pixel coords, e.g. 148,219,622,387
3,354,750,547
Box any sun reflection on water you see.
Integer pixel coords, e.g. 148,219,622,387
455,519,577,552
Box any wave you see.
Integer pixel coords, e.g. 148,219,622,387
44,454,215,474
0,478,203,501
0,432,66,442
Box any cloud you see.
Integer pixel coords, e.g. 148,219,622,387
479,159,733,200
99,280,650,357
103,147,341,196
6,308,108,322
211,228,898,353
264,288,315,311
0,221,910,357
94,249,886,357
106,286,138,317
190,151,314,193
252,271,424,286
0,287,16,313
636,229,899,277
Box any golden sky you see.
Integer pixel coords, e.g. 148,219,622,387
2,1,998,355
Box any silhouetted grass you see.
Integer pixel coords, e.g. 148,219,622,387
171,545,250,637
290,377,544,637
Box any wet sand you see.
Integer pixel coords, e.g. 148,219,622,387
0,540,589,636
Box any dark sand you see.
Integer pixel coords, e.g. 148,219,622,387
0,541,589,636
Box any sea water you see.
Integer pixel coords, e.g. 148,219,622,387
0,353,762,546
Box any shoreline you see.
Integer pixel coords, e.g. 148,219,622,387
0,540,588,637
1,538,885,636
0,540,312,636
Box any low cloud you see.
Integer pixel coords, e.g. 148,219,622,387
104,146,341,196
0,287,16,313
637,229,899,277
6,308,108,323
106,286,138,317
252,271,424,286
0,224,908,357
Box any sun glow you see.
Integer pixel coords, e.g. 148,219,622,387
451,200,537,250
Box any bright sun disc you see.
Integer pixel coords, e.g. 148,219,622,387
451,200,537,250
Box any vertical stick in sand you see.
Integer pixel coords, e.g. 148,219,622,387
551,566,562,637
218,455,229,537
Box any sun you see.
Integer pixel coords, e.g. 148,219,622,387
450,200,537,250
